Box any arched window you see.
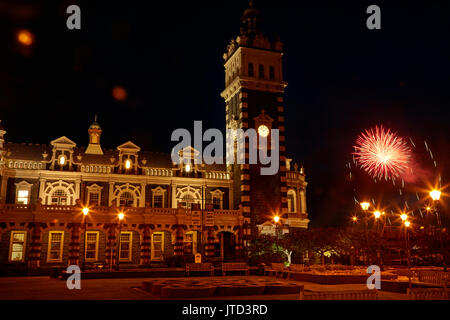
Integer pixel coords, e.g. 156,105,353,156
119,191,135,207
51,189,68,205
269,66,275,80
248,63,254,77
152,187,166,208
259,64,264,78
287,189,297,213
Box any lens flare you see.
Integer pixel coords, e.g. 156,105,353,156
353,125,411,180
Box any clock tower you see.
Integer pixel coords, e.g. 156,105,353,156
221,1,289,239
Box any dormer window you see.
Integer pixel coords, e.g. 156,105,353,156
15,181,32,205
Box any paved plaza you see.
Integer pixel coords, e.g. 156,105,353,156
0,276,409,300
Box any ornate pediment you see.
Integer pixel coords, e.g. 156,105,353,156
50,136,76,149
178,146,200,159
117,141,141,153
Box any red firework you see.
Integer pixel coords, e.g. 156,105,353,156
353,125,411,180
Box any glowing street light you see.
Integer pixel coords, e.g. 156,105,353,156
360,202,370,211
352,216,357,222
404,221,411,228
374,211,381,219
400,213,408,222
430,190,441,201
118,212,124,220
273,215,280,223
17,29,34,46
82,207,89,216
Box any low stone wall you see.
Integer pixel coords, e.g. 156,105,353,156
291,272,397,284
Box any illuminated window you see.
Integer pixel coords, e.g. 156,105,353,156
151,232,164,260
119,232,132,261
125,159,131,169
15,181,32,205
248,63,254,77
259,64,264,78
17,190,29,204
47,231,64,262
119,191,135,207
183,231,197,255
9,231,26,262
51,189,68,205
59,155,66,166
85,232,99,261
269,66,275,80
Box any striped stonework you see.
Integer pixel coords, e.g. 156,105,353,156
140,225,151,266
174,224,184,256
68,223,80,266
29,223,42,268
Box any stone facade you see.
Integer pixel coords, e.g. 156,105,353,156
0,2,308,273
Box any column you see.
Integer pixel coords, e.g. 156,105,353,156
171,184,177,208
234,227,243,261
74,180,81,204
29,223,42,269
38,178,46,203
140,183,146,208
0,175,7,203
140,225,151,266
205,227,215,260
108,182,114,206
68,223,81,266
174,225,184,256
105,224,116,270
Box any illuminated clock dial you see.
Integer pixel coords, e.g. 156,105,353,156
257,125,270,137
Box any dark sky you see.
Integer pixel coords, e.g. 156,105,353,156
1,0,449,227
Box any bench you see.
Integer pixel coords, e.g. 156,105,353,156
221,262,249,276
185,263,214,276
285,264,305,279
299,289,378,300
264,263,287,278
418,271,449,287
407,288,449,300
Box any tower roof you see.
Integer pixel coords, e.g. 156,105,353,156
89,115,101,130
240,0,262,38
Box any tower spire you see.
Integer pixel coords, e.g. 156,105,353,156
85,116,103,155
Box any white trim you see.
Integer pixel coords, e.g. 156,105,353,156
151,232,164,261
47,231,64,262
14,180,32,205
9,231,27,262
119,231,133,261
85,231,99,262
151,186,166,208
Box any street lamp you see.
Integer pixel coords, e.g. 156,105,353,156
429,189,446,272
116,212,124,271
82,208,89,271
360,202,370,211
400,213,408,222
273,215,280,238
404,220,411,267
360,202,370,264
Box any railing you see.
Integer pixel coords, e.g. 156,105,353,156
286,171,304,181
1,204,241,217
213,209,241,216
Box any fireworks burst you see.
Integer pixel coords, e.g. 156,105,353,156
353,125,411,180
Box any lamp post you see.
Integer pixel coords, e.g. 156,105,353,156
82,207,89,272
360,202,370,264
116,212,124,271
404,220,411,268
430,190,446,272
273,215,280,238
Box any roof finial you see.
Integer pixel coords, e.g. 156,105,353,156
94,114,98,123
249,0,254,8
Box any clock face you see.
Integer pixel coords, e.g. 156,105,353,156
258,125,270,137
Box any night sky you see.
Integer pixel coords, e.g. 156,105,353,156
1,0,449,227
